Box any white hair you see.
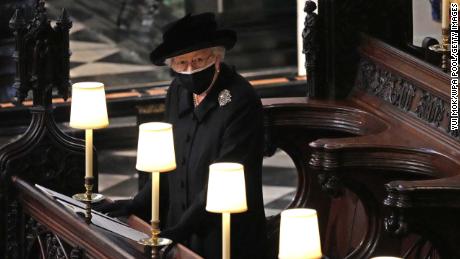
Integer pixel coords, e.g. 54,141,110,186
165,46,226,67
212,46,226,60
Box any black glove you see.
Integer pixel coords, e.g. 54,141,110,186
93,199,133,217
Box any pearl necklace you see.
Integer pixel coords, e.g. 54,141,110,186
193,94,199,107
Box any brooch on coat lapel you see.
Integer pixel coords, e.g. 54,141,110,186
218,89,232,106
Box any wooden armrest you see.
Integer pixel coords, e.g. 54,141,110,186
383,175,460,258
384,175,460,208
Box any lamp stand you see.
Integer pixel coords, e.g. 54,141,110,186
223,212,230,259
72,129,104,223
429,28,450,72
138,172,172,258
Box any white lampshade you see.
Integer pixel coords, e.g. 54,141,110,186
136,122,176,173
206,163,248,213
279,208,322,259
69,82,109,129
370,257,403,259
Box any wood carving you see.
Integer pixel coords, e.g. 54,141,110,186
9,1,71,104
6,201,19,259
302,0,319,98
24,218,85,259
0,3,90,257
357,60,416,112
415,91,445,127
356,51,456,143
383,210,408,236
14,177,147,258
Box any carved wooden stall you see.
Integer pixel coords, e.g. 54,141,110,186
261,0,459,257
263,36,457,258
0,3,100,258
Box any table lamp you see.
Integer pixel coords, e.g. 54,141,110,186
279,208,322,259
136,122,176,252
206,162,247,259
69,82,109,223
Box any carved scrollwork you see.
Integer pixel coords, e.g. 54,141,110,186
384,210,408,236
359,60,376,87
24,217,86,259
357,59,457,141
415,92,446,127
45,233,68,259
372,69,389,98
388,80,415,111
318,173,343,197
25,217,40,254
70,247,84,259
6,201,19,259
358,60,416,112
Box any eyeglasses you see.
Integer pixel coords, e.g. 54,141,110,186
171,53,215,72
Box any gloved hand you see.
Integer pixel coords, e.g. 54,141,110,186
93,199,133,217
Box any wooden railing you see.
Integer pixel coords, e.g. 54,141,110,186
12,176,148,259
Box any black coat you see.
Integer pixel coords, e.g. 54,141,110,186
131,63,267,259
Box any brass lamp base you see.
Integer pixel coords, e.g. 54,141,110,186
138,237,172,246
72,193,105,203
429,28,450,72
429,43,451,72
137,219,172,246
72,177,105,203
138,220,171,259
429,44,451,52
73,177,99,224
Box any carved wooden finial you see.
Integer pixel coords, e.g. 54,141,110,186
58,8,72,29
304,0,317,15
38,0,46,8
9,2,72,105
9,9,25,31
303,0,319,98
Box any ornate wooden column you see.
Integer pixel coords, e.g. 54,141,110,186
0,0,36,103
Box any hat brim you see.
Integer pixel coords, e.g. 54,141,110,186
149,29,236,66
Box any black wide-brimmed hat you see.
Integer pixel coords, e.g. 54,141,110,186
149,13,237,66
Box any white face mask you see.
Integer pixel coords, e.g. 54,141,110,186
176,61,216,75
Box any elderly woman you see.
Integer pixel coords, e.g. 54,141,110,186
99,13,267,259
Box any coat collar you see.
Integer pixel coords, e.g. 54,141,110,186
177,63,234,122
